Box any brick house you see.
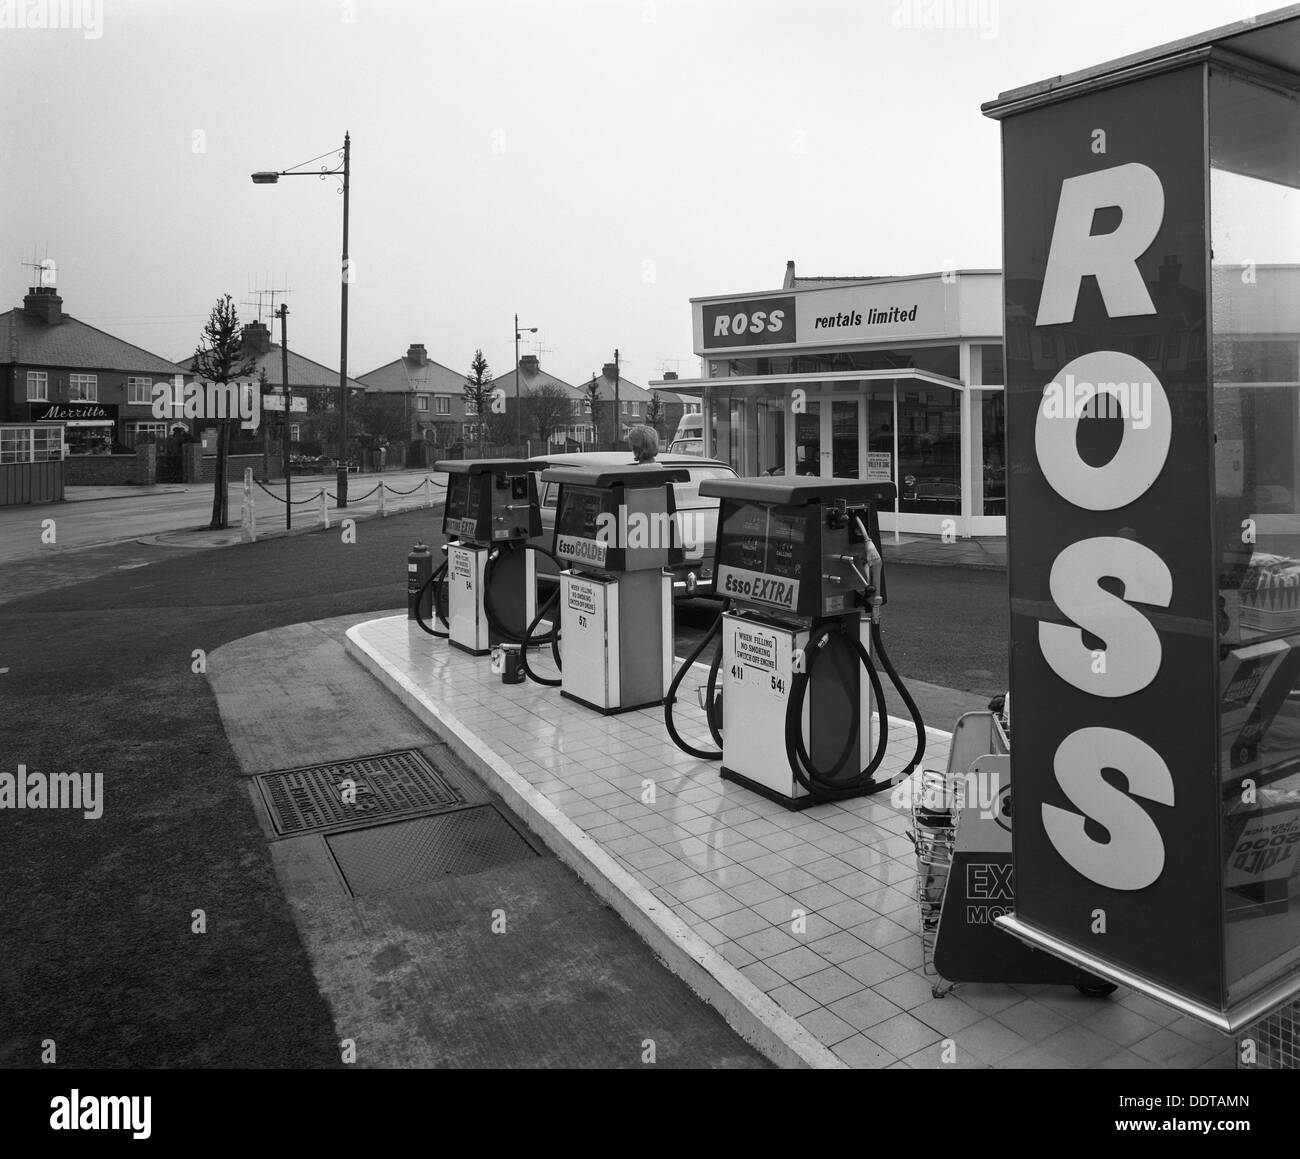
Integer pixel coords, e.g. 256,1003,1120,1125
0,285,192,455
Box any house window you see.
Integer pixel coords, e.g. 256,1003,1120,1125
570,400,582,415
434,396,450,415
463,423,477,439
416,394,430,412
26,371,48,401
0,425,61,463
127,377,153,404
126,421,168,447
69,374,98,401
621,401,629,414
464,398,478,416
289,423,301,442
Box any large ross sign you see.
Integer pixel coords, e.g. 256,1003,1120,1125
1001,66,1221,1007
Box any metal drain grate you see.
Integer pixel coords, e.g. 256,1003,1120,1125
325,806,538,897
255,750,464,836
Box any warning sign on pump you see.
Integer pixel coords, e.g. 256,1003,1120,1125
567,581,598,616
735,628,776,672
450,549,473,580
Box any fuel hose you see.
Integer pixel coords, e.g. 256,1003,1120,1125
412,561,451,639
482,542,562,647
663,604,728,761
518,587,563,686
785,616,925,801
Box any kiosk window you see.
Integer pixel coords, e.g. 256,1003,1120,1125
555,486,605,540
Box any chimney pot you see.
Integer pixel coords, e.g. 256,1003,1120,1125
519,354,540,375
406,343,427,364
663,371,678,381
602,362,618,381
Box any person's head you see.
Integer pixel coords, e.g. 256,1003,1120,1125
628,425,659,463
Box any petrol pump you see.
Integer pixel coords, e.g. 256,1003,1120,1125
433,459,545,655
539,463,687,713
666,476,924,810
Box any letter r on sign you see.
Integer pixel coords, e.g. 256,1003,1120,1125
1037,163,1164,326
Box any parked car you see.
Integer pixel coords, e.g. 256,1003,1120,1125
528,450,736,597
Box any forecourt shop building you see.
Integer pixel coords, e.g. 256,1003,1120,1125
652,263,1008,539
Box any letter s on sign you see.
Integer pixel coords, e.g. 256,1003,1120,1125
1040,537,1171,698
1043,727,1173,890
749,311,767,334
767,309,784,333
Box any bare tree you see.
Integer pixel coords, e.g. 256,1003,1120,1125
462,349,496,458
191,294,255,530
526,383,570,447
582,374,603,445
646,390,666,437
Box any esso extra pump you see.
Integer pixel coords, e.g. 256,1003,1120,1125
434,458,545,655
541,463,688,714
684,476,921,809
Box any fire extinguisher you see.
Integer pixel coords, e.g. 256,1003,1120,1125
408,541,433,621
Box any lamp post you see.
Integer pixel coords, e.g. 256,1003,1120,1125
514,314,538,449
252,131,352,507
278,303,292,531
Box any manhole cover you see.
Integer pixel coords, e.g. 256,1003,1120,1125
255,750,464,836
326,806,539,897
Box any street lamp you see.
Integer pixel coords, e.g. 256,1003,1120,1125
252,132,352,508
514,314,538,448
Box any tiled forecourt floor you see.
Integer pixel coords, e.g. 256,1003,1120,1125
347,615,1235,1070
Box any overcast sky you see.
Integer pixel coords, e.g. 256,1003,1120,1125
0,0,1273,389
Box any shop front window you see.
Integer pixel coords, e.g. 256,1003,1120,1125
897,388,960,515
794,401,820,476
831,399,859,478
728,345,960,380
982,391,1006,515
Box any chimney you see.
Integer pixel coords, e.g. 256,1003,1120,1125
23,286,63,325
663,371,678,381
240,319,272,356
783,260,796,289
519,354,540,376
406,342,427,364
602,362,618,382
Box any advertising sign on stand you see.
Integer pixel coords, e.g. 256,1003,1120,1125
995,66,1222,1009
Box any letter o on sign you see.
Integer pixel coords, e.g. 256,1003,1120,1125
1035,351,1171,510
733,313,747,335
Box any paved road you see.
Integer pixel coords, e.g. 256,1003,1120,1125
0,503,769,1068
0,469,447,564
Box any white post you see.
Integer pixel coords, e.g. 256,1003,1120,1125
320,489,330,529
424,476,433,508
240,468,256,543
378,482,387,518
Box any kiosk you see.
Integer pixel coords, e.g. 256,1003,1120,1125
541,463,686,713
983,7,1300,1037
701,476,900,808
434,459,543,655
